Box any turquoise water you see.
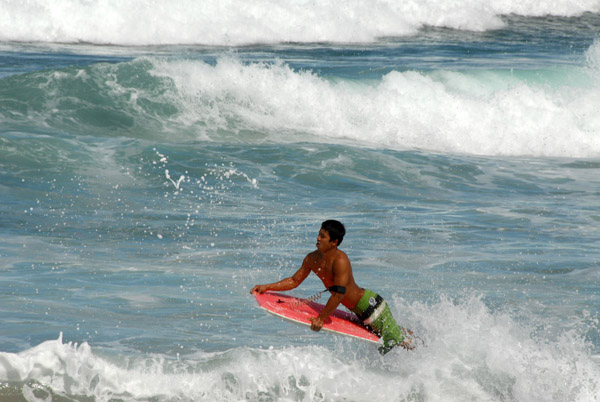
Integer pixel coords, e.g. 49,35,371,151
1,2,600,401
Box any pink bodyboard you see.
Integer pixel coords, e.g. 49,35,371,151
254,291,380,343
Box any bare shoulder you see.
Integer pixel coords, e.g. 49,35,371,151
336,249,350,259
333,249,351,266
303,250,320,265
305,250,320,259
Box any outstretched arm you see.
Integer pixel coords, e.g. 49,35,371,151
251,258,311,294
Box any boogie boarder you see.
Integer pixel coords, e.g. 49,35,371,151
251,220,414,354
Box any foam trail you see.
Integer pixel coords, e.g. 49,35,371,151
0,0,598,45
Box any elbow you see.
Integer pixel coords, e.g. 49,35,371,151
287,277,301,290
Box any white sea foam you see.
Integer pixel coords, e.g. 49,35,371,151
586,39,600,72
149,44,600,158
0,0,598,46
0,294,597,402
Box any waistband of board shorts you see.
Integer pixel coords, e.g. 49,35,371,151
352,289,386,324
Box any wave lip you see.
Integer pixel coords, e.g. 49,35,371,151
1,0,599,46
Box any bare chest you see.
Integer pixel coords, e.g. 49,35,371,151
310,257,334,284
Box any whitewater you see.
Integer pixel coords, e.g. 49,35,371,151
1,1,600,401
1,0,599,45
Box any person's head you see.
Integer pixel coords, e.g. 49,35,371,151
320,220,345,246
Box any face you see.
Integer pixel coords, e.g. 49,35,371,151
316,228,337,252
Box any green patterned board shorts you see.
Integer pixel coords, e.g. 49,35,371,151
351,289,406,355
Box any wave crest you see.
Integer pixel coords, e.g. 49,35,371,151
2,52,600,158
152,56,600,157
0,0,598,45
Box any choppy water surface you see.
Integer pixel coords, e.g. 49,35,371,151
1,2,599,401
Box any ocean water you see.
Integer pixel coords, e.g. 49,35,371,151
1,1,600,401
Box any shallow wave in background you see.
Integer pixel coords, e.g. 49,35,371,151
0,0,599,45
2,42,600,157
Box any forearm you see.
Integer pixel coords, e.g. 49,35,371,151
261,277,299,292
317,292,345,321
252,263,310,295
